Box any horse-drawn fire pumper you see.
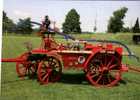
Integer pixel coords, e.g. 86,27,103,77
2,19,140,87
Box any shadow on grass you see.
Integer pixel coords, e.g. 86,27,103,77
2,73,140,86
59,73,140,86
58,73,89,85
58,73,136,86
2,73,89,85
124,78,140,85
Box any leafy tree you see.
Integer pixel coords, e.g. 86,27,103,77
121,27,130,33
132,17,140,33
107,7,128,33
2,11,15,33
16,18,33,34
62,9,81,33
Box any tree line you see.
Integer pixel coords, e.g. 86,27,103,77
2,7,140,35
3,11,33,34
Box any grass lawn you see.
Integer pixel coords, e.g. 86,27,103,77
1,33,140,100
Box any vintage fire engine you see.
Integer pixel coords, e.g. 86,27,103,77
2,21,140,87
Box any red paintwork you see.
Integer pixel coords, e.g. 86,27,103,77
2,58,24,62
59,52,89,69
1,22,133,87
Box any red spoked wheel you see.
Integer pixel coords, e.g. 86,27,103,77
37,56,62,84
16,61,38,79
16,53,38,79
16,62,27,78
16,53,29,78
27,62,38,79
86,52,122,87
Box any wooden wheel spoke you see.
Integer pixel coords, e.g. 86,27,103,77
109,70,119,79
40,72,46,76
40,66,46,72
96,74,103,84
40,71,46,77
42,73,49,81
25,63,37,78
29,65,35,72
29,68,35,74
90,72,99,78
24,65,29,75
107,56,114,68
42,66,47,71
99,61,104,68
109,64,117,69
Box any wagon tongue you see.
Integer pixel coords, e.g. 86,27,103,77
2,58,25,62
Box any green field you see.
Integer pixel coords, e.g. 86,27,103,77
1,33,140,100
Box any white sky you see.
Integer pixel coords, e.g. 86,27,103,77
3,0,140,32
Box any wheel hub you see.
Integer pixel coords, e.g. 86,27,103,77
102,66,108,73
47,67,52,73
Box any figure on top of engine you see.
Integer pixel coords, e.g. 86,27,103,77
39,15,58,37
39,15,58,50
43,15,51,31
39,15,51,36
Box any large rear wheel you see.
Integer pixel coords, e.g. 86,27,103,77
86,53,121,87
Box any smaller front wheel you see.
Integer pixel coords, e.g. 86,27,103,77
16,61,37,79
16,62,27,78
16,53,29,78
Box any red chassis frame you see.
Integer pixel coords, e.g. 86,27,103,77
28,36,128,86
